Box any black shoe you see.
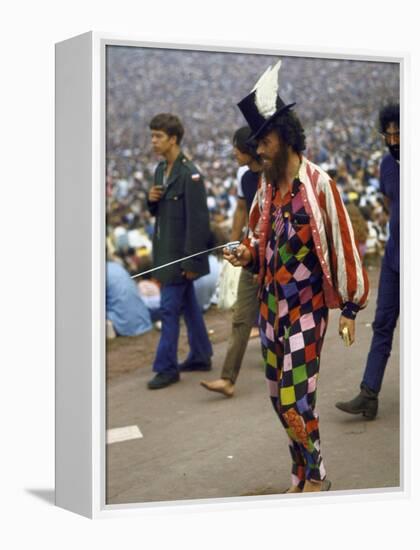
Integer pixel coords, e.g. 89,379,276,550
147,372,180,390
179,359,212,372
335,386,378,420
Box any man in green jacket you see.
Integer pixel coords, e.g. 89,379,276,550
147,113,213,389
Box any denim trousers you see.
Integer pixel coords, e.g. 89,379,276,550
152,280,212,374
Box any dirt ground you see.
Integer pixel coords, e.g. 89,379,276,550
106,305,234,380
105,263,401,504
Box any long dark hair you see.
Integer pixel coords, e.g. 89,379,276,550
379,103,399,133
266,109,306,153
233,126,260,161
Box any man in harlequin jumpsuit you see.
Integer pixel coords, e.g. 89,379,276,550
224,61,369,493
335,103,400,420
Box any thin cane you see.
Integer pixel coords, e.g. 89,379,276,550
130,241,240,279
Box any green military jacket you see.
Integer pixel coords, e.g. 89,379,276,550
147,151,211,284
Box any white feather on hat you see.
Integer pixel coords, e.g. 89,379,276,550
252,60,282,119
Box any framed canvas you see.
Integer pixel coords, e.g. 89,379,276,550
55,32,408,518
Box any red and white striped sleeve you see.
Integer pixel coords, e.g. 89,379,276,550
317,172,370,316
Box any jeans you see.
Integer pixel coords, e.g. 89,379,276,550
152,280,213,374
362,256,399,393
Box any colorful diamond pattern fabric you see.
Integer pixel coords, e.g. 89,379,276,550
259,178,329,489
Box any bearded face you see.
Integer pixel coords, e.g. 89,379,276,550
388,142,399,161
263,144,289,187
383,121,400,162
256,130,290,187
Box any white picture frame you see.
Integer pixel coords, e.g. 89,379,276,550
55,31,408,518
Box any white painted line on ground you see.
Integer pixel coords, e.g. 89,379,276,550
107,425,143,445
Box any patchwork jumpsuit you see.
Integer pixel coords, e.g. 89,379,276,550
259,178,329,489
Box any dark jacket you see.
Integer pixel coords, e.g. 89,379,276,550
147,151,211,284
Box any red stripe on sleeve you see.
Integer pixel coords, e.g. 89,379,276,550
329,179,358,301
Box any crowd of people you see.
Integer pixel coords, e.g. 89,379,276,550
106,48,398,277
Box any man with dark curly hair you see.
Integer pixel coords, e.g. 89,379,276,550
200,126,262,397
336,103,400,420
224,61,369,493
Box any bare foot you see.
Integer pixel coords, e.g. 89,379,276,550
249,327,260,339
284,486,302,494
200,378,235,397
303,480,322,492
303,479,331,492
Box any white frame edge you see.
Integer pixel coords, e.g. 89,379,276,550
55,31,94,518
55,31,409,519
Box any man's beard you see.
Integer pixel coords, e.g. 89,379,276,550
388,143,400,161
263,146,289,187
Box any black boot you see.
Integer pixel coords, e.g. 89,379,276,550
335,386,378,420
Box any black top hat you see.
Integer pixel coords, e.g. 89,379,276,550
237,60,295,141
